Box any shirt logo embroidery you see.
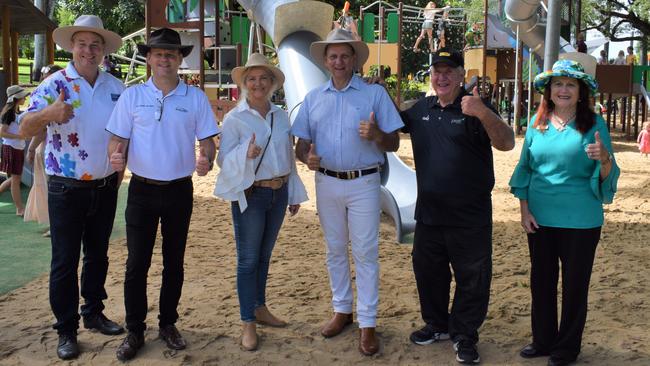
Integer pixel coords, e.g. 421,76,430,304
111,93,120,101
422,115,430,121
175,107,189,112
450,118,464,124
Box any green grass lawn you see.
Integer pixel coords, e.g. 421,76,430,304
17,58,147,86
0,181,129,295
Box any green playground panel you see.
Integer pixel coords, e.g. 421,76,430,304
362,13,375,43
219,0,225,18
167,0,185,23
632,65,650,90
231,15,250,64
387,13,398,43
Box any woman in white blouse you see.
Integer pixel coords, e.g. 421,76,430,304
214,53,308,351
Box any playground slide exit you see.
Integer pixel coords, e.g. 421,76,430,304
504,0,574,57
236,0,416,242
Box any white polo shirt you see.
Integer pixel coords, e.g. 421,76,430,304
106,77,220,181
25,62,125,180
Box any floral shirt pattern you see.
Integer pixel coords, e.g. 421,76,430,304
26,62,125,180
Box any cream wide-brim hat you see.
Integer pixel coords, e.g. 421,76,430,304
231,53,286,92
53,15,123,54
310,28,369,71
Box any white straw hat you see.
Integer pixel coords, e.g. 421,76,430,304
53,15,123,54
231,53,285,92
310,28,369,70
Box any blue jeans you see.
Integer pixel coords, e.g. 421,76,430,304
231,184,288,322
47,174,119,334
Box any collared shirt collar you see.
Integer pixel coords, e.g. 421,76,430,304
64,61,107,86
144,76,188,97
322,74,362,92
235,98,280,119
428,87,468,110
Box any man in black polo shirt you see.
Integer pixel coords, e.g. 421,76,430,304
400,48,514,364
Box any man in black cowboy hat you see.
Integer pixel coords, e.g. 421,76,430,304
106,27,219,361
400,48,514,364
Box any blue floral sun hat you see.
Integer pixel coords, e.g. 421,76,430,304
533,59,598,96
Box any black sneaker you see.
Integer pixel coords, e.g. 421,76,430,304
454,340,480,364
409,324,450,345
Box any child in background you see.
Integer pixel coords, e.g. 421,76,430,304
638,121,650,157
24,64,63,234
0,85,29,216
336,1,361,41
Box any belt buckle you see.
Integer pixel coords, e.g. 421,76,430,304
346,171,353,180
270,177,282,189
97,178,108,188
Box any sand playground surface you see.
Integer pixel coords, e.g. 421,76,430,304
0,133,649,365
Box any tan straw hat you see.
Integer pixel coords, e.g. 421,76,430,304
231,53,285,92
310,28,369,70
6,85,29,103
53,15,123,54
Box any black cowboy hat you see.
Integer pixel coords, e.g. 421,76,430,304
137,28,193,57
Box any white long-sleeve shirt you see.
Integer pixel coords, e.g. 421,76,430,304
214,100,308,212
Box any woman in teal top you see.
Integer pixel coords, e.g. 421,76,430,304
509,59,620,366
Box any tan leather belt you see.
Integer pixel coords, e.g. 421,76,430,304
252,175,289,190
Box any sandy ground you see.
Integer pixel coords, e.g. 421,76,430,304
0,132,649,366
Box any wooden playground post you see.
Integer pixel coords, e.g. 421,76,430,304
396,2,402,107
2,6,11,85
378,5,384,79
606,94,612,130
10,31,18,84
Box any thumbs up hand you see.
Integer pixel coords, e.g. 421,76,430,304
247,133,261,159
110,142,126,172
195,146,211,176
585,131,610,163
307,143,321,171
461,86,487,117
359,112,379,141
50,91,74,124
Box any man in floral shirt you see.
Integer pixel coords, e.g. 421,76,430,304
20,15,126,360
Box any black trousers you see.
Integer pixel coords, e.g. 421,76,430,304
527,226,601,361
48,174,119,334
412,222,492,343
123,178,193,333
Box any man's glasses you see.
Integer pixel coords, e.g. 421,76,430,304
155,98,164,121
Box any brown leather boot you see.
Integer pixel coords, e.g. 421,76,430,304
320,312,353,338
255,306,287,328
241,321,258,351
359,327,379,356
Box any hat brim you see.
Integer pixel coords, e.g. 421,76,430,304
533,70,598,96
53,26,123,54
231,64,285,93
431,58,461,68
137,44,194,58
309,39,370,71
7,90,29,103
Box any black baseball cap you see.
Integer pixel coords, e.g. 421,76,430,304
430,48,464,68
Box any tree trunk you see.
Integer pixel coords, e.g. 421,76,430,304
33,0,56,82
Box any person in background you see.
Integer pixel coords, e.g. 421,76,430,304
511,58,620,366
575,33,587,53
413,2,438,53
613,50,626,65
335,1,361,41
214,53,308,351
0,85,30,216
597,50,608,65
24,64,64,235
625,46,637,65
637,121,650,157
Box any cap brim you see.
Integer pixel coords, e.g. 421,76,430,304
137,44,194,58
53,26,123,54
431,58,461,68
309,40,369,71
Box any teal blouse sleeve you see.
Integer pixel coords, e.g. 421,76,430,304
589,115,620,204
508,115,536,200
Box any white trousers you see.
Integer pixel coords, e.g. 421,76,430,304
315,172,381,328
